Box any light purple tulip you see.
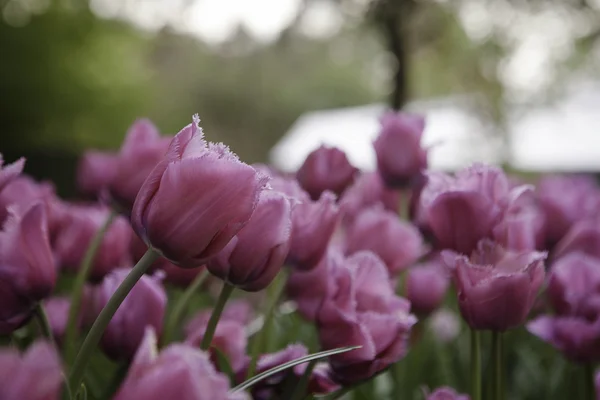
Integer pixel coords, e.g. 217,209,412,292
296,145,358,200
428,309,461,343
339,172,401,223
406,260,450,315
442,240,546,331
109,119,172,211
0,341,63,400
552,221,600,261
92,268,166,360
76,150,118,198
114,328,248,400
344,207,424,275
0,203,56,334
207,189,291,291
132,115,268,268
373,112,427,188
0,154,25,193
425,386,470,400
317,251,417,384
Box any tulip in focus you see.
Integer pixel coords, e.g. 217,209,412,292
442,240,546,331
318,251,417,384
0,341,63,400
373,112,427,188
0,154,25,193
114,328,248,400
0,203,56,333
92,268,167,360
425,386,470,400
207,189,291,291
132,115,268,268
296,145,357,200
406,260,450,315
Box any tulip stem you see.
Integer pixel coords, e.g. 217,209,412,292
284,359,317,400
34,303,54,343
68,248,160,395
471,329,482,400
585,363,595,400
492,331,503,400
64,209,116,366
162,269,210,346
200,282,235,351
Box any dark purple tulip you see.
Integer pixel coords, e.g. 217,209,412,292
53,204,133,280
0,341,62,400
552,221,600,261
546,252,600,317
373,112,427,188
207,190,291,291
76,150,118,198
296,145,358,200
0,154,25,193
287,249,341,321
318,251,417,384
287,191,339,270
421,164,513,254
92,268,166,361
344,207,424,275
109,119,172,211
114,328,247,400
0,203,56,334
339,172,401,223
132,116,268,268
442,240,546,331
429,309,461,343
238,344,338,400
406,260,450,315
425,387,470,400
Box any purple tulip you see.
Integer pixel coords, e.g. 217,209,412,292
0,341,62,400
115,328,247,400
428,309,461,343
287,191,339,270
207,189,291,291
0,154,25,193
344,207,424,275
317,251,417,384
552,221,600,261
92,268,166,360
109,119,172,211
76,150,118,199
373,112,427,188
406,260,450,315
132,116,268,268
425,386,470,400
420,164,515,254
442,240,546,331
269,176,310,203
296,145,358,200
339,172,401,223
237,344,338,399
53,204,133,280
0,203,56,334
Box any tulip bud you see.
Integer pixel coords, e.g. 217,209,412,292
76,150,118,198
114,328,248,400
339,172,401,223
318,251,417,384
442,240,546,331
287,191,339,270
54,204,133,280
552,221,600,261
132,115,268,268
0,341,62,400
344,207,424,275
0,154,25,192
373,112,427,188
207,190,291,291
109,119,172,211
296,145,357,200
425,387,470,400
92,268,167,360
406,261,450,315
0,203,56,333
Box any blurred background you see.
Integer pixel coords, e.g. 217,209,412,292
3,0,600,196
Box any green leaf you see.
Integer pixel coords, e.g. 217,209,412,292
76,383,87,400
214,347,236,385
231,346,361,393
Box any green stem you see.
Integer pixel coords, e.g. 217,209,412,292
34,303,54,343
64,210,116,366
101,362,129,399
391,361,403,399
68,248,159,395
585,363,595,400
492,331,503,400
320,386,352,400
284,360,317,400
162,269,210,345
471,329,482,400
200,282,235,350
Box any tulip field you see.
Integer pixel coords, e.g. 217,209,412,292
0,113,598,400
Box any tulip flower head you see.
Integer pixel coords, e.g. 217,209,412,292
76,151,118,199
0,154,25,193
